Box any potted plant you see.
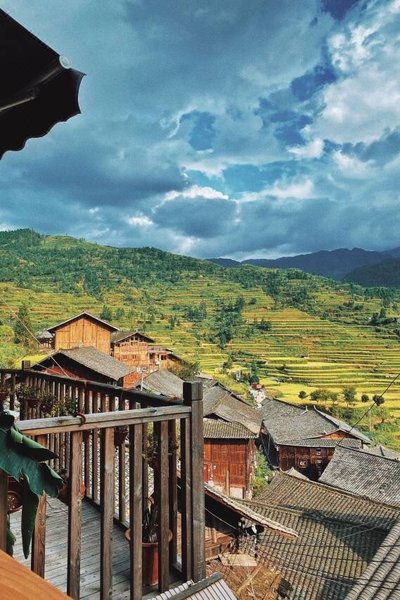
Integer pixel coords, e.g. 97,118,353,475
114,425,128,447
57,467,86,505
7,476,23,514
0,410,63,557
18,385,41,408
0,382,9,403
39,392,58,416
124,497,173,587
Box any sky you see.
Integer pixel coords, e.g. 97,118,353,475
1,0,400,259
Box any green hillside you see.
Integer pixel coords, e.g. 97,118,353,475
1,229,400,446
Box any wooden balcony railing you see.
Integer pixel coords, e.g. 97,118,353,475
0,369,205,600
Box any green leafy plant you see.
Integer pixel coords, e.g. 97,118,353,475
0,411,63,557
142,497,158,542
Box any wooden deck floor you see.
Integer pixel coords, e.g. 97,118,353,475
11,497,178,600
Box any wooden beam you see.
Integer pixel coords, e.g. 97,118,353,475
18,406,190,436
31,434,47,577
0,470,8,552
156,420,169,592
100,427,114,600
168,420,178,566
180,415,192,581
129,423,142,600
183,381,205,582
67,431,83,599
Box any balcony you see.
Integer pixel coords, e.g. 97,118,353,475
0,369,205,599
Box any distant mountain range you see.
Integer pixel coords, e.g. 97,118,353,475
209,247,400,286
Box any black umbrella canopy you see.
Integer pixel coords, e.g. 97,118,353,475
0,9,84,159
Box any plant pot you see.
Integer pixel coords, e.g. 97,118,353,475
26,397,39,408
40,400,53,415
58,481,86,505
124,528,173,587
7,477,23,514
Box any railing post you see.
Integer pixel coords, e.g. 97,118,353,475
31,434,47,577
183,381,205,582
100,427,114,600
67,430,83,599
0,469,8,552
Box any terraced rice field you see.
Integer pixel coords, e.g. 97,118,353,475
2,278,400,419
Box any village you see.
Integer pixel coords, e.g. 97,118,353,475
1,309,399,599
1,4,400,600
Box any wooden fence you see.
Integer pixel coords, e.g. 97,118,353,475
0,370,205,600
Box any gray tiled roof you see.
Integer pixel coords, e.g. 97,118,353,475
319,446,400,507
153,573,237,599
204,384,262,435
203,419,257,439
279,437,361,449
239,473,400,600
344,519,400,600
139,369,183,397
36,329,53,340
205,483,297,537
111,330,155,344
139,372,262,434
365,444,400,460
262,398,370,445
57,347,132,381
257,472,400,529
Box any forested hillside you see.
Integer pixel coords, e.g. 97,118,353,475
1,229,400,449
344,258,400,287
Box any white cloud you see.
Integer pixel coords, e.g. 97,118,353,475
127,215,153,227
165,185,228,201
332,151,375,179
289,139,324,159
313,0,400,144
250,178,316,200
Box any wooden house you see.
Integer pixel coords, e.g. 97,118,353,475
261,398,370,480
138,371,263,498
111,332,183,386
47,311,118,354
203,419,258,499
203,382,262,499
33,346,133,387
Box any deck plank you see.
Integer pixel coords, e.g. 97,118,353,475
12,497,131,599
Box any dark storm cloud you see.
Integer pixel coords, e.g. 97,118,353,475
0,0,399,259
152,196,235,238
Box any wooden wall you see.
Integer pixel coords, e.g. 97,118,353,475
54,316,112,354
278,433,357,480
204,439,256,499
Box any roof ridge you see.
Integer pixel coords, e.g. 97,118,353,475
240,498,391,529
335,444,400,463
278,471,400,510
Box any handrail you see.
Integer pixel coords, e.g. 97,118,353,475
18,406,191,435
0,371,206,599
0,368,183,407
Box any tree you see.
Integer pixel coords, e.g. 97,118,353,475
99,305,112,322
373,394,385,407
342,386,357,405
13,304,34,347
361,394,369,403
115,307,125,320
298,391,307,400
